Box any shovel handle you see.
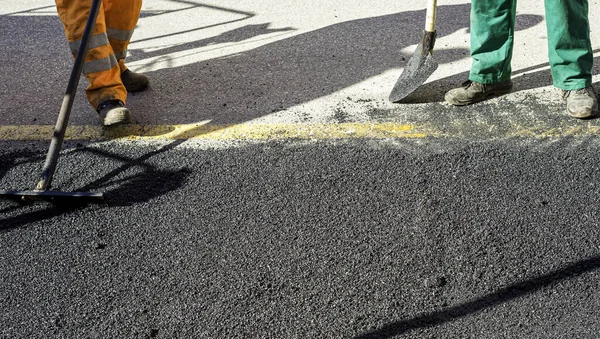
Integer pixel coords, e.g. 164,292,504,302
425,0,437,33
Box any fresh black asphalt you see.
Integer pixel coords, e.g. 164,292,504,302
1,138,599,338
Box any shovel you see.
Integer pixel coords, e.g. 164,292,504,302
389,0,438,102
0,0,104,203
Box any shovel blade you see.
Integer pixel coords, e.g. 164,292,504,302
389,42,438,103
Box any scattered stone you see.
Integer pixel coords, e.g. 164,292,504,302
425,276,447,288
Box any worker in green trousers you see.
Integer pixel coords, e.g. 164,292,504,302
445,0,597,119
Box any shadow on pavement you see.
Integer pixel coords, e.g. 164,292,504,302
126,4,543,129
1,4,544,130
0,149,44,182
355,254,600,338
0,150,45,216
75,141,192,206
0,4,544,228
0,141,190,232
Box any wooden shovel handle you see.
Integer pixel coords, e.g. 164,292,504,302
425,0,437,33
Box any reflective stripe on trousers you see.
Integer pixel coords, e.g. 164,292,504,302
55,0,142,108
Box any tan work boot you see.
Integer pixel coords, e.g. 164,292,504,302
121,69,150,93
97,100,132,126
445,80,513,106
562,87,598,119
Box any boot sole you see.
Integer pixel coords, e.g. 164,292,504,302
567,107,599,119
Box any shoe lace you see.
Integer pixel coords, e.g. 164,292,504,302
461,80,473,88
462,80,485,92
563,87,591,99
97,99,124,113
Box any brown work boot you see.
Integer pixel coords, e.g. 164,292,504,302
445,80,513,106
561,87,598,119
97,100,132,126
121,69,150,92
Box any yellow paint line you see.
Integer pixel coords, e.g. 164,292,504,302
0,123,431,141
2,122,600,141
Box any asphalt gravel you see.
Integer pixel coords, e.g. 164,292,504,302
1,137,599,338
3,1,600,337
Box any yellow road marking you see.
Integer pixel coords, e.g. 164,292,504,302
0,123,430,141
1,122,600,141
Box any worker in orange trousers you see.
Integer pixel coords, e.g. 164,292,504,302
55,0,149,126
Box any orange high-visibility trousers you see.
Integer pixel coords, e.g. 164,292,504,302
55,0,142,109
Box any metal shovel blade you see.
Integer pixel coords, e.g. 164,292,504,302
389,42,438,103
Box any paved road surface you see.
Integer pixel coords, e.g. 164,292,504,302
2,0,600,338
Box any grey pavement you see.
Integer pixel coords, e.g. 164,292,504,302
2,0,600,128
2,0,600,338
2,138,600,338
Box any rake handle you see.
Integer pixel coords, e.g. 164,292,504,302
35,0,102,191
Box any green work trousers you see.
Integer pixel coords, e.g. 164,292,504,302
469,0,593,90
